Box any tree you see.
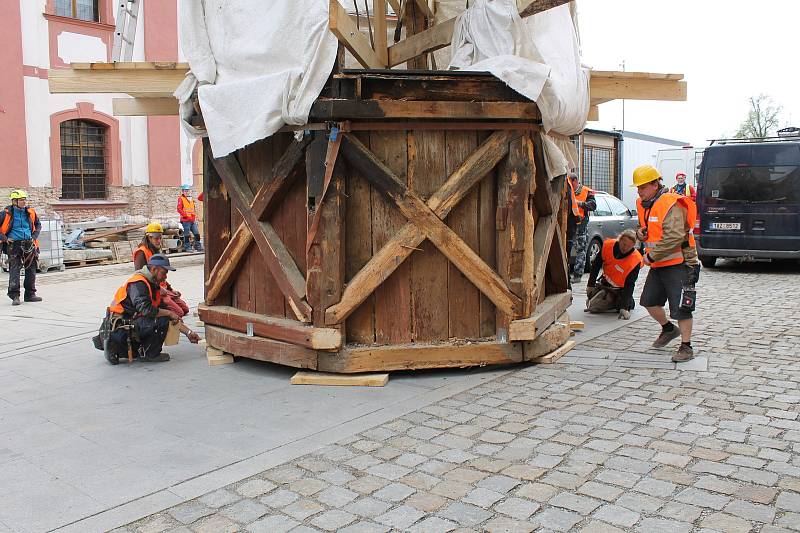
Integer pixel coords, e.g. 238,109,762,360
735,94,783,139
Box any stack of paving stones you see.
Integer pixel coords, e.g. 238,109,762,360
123,265,800,532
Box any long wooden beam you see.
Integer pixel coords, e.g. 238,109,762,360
329,0,385,68
509,291,572,340
48,66,186,97
591,77,687,102
112,97,178,116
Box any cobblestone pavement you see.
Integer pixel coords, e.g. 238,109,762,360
123,262,800,533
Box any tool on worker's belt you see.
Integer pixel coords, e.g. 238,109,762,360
679,264,700,312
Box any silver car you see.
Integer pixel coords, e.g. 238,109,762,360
582,191,640,271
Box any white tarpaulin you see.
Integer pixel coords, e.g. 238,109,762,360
176,0,339,157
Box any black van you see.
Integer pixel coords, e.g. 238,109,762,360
697,132,800,268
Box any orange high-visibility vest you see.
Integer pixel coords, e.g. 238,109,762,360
179,195,196,218
132,244,155,263
637,192,697,268
574,185,592,219
108,273,161,315
601,239,643,288
568,180,581,217
0,206,40,248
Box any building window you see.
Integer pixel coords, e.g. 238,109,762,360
582,145,614,195
54,0,99,22
60,120,108,199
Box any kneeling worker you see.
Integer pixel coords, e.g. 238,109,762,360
101,254,199,364
633,165,700,363
586,229,643,319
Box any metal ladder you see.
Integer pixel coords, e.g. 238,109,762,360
112,0,141,62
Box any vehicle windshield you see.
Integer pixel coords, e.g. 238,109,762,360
704,165,800,204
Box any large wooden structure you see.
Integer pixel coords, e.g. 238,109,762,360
197,69,576,372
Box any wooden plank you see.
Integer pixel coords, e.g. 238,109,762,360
71,61,189,70
445,130,480,339
78,224,145,243
588,105,599,122
205,325,318,369
591,70,684,80
369,130,412,344
340,134,522,319
344,133,375,344
48,67,186,97
326,130,514,325
373,0,388,66
477,131,497,338
281,178,310,319
328,0,385,69
112,97,178,116
290,371,389,387
318,341,523,373
199,304,342,350
203,138,231,306
408,130,449,342
508,291,572,341
530,339,576,364
208,353,235,366
518,0,573,17
590,77,688,102
570,321,585,331
205,137,310,304
403,0,429,69
310,99,542,121
522,312,571,360
387,18,454,68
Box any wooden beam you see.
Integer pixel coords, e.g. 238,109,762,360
329,0,386,68
310,99,542,121
373,0,388,66
205,325,318,369
198,304,342,350
508,291,572,341
205,137,310,304
518,0,573,18
318,341,523,373
530,339,575,364
291,371,389,387
211,153,313,323
522,312,571,359
388,18,454,67
48,66,186,97
590,77,688,102
112,97,178,116
413,0,434,19
326,130,518,325
588,105,599,122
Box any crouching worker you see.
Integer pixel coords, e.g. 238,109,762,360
94,254,199,365
585,229,643,320
133,222,189,317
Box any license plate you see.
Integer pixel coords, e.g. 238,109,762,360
710,222,741,230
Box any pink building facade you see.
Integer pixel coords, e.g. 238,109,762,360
0,0,197,222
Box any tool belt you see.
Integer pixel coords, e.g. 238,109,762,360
92,311,135,351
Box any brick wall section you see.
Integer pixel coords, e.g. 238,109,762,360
0,186,203,224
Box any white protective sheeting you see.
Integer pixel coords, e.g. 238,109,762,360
176,0,339,157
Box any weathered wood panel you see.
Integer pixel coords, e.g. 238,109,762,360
206,325,318,369
203,138,231,306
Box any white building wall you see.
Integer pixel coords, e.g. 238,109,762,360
20,0,49,68
620,135,685,208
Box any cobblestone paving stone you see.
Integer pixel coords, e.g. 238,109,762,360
123,263,800,532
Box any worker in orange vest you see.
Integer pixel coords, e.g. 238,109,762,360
633,165,700,363
0,190,42,306
133,222,189,317
566,173,597,284
177,184,203,253
585,229,643,319
97,254,199,364
670,172,697,201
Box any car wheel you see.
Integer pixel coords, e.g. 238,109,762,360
586,238,602,273
700,256,717,268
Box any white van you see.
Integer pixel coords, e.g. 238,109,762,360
655,146,705,190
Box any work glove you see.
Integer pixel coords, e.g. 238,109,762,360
618,309,631,320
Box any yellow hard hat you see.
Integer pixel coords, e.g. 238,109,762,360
631,165,662,187
145,222,164,235
9,189,28,200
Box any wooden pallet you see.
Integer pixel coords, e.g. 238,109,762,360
63,258,113,269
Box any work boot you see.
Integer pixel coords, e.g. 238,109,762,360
653,322,680,348
571,273,583,284
194,243,204,252
143,352,170,362
11,296,20,306
672,343,695,362
24,295,42,303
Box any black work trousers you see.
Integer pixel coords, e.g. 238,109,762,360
108,316,170,359
6,241,37,300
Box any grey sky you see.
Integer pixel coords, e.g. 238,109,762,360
578,0,800,146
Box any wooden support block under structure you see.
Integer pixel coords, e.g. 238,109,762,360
530,340,576,365
509,291,572,341
523,312,570,360
208,353,235,366
290,371,389,387
570,321,585,331
206,346,224,357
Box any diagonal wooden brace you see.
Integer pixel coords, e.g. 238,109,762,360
325,129,517,325
205,137,310,306
211,152,313,323
339,133,522,319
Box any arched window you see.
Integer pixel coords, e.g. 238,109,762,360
60,119,108,199
54,0,99,22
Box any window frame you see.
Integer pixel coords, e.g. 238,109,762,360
59,119,109,201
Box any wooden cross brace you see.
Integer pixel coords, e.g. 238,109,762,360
327,131,523,326
206,138,314,323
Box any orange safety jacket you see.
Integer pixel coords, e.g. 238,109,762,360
108,273,161,316
132,243,155,264
601,239,643,288
574,185,592,219
0,206,40,248
637,192,697,268
178,195,196,222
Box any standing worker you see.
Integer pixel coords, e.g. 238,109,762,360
567,173,596,284
585,229,643,319
633,165,700,362
0,190,42,306
177,184,203,253
670,172,697,202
